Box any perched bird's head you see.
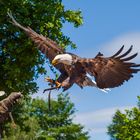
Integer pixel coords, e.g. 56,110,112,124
52,54,73,66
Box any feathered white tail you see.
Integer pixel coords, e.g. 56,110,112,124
86,73,111,93
91,80,111,93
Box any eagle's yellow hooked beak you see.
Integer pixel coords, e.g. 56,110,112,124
52,59,58,66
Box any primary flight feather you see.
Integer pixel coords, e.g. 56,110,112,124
8,13,140,92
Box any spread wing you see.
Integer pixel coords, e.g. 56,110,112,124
8,12,66,73
79,46,140,89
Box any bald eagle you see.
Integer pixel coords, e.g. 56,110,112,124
8,13,140,92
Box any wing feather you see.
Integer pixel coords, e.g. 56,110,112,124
79,46,140,89
8,12,66,73
115,45,132,59
110,45,124,58
121,53,138,61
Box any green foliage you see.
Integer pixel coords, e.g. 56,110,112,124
0,0,83,95
0,1,85,139
108,96,140,140
2,93,89,140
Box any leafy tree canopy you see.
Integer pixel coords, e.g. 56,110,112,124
108,96,140,140
0,0,83,95
0,0,86,139
2,93,89,140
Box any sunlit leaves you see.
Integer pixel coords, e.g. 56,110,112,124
108,96,140,140
64,10,83,27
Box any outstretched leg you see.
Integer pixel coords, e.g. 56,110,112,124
44,76,72,92
45,77,62,88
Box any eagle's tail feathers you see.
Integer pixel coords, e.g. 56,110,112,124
99,88,111,93
91,79,111,93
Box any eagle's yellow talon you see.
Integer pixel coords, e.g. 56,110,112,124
45,77,61,88
55,81,61,88
45,77,53,83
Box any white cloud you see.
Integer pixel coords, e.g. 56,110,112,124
74,106,133,124
74,106,134,134
100,32,140,61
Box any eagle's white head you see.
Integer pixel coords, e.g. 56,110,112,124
52,54,73,65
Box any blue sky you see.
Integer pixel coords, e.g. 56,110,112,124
34,1,140,140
